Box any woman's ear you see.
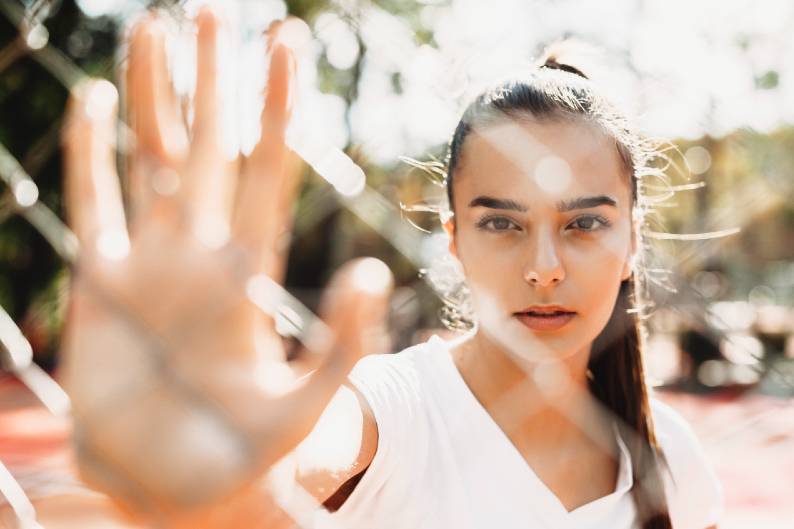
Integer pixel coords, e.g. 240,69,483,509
442,214,457,258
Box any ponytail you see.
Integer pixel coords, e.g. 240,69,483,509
588,278,672,529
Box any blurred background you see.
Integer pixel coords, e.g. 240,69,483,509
0,0,792,527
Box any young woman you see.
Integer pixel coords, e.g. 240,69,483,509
60,8,722,529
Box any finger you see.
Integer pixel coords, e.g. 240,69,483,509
192,6,220,144
264,259,393,455
233,40,294,273
182,6,235,243
267,17,312,58
62,79,129,260
126,16,188,224
260,147,304,283
126,16,187,169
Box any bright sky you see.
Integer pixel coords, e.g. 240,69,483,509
75,0,794,165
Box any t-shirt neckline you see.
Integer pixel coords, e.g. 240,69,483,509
427,334,634,522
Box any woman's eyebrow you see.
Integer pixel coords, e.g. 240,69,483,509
467,195,617,212
468,196,527,211
556,195,617,212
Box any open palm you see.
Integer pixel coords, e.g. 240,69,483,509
60,8,391,524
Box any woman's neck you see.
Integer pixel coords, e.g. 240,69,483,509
451,328,616,456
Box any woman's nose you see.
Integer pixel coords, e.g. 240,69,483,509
522,227,565,287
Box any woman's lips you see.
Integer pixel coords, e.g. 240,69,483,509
514,310,576,332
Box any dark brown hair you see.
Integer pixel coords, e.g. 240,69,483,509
442,44,673,529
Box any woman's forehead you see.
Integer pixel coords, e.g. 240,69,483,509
456,118,631,206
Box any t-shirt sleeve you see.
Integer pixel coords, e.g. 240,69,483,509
651,399,725,529
317,351,424,528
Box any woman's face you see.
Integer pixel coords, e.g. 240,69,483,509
445,117,635,364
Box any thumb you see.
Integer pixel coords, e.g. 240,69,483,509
319,256,394,364
262,258,392,460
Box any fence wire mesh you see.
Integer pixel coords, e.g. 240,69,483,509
1,1,793,528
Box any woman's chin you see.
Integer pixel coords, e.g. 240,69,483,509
478,316,584,365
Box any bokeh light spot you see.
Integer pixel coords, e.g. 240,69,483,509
693,270,723,298
533,155,571,195
698,360,728,387
13,180,39,207
195,216,230,250
152,168,180,196
721,333,764,365
685,145,712,175
748,285,776,306
96,228,130,261
24,24,49,50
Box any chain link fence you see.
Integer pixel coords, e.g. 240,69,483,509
1,0,793,528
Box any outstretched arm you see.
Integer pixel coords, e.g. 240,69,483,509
60,7,390,528
295,382,378,507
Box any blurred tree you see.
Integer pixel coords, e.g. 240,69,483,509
0,0,793,374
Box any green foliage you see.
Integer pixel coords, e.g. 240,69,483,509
287,0,332,21
755,70,779,90
1,0,793,372
0,0,118,366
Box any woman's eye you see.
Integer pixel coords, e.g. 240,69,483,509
477,216,520,232
567,215,611,232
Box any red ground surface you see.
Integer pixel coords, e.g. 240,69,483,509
657,390,794,528
1,375,792,528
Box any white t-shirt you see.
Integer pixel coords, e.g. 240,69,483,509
316,334,724,529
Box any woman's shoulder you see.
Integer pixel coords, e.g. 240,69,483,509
648,396,725,529
349,334,447,385
346,335,447,421
319,337,448,524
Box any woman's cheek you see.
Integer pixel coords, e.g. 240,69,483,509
457,240,522,315
466,256,518,298
570,254,626,335
590,219,633,266
569,226,630,274
458,231,518,275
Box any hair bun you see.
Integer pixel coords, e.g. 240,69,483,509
537,39,594,80
540,57,589,79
